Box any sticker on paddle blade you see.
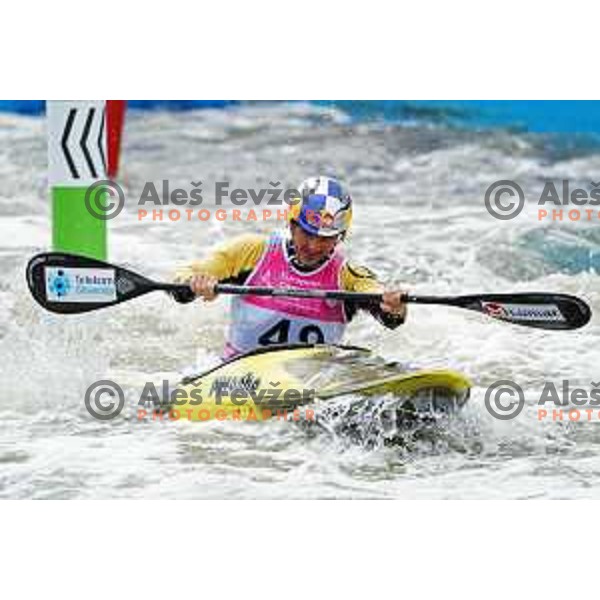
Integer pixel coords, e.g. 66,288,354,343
481,301,565,323
45,267,117,303
480,302,508,319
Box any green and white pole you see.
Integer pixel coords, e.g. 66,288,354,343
47,100,109,260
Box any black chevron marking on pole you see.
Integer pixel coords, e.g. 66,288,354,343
61,108,79,179
81,107,98,178
98,107,106,174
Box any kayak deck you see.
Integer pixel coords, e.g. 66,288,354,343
166,344,471,422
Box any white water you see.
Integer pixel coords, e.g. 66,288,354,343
1,104,599,498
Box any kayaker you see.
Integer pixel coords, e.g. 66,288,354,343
173,175,407,359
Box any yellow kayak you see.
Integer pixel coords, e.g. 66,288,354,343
162,344,471,422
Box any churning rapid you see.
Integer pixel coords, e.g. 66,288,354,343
1,102,599,498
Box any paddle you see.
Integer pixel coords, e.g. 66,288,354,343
26,252,592,330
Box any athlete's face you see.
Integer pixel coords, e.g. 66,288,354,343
291,223,340,267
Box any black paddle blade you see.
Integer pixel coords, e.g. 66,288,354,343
454,293,592,330
26,252,157,314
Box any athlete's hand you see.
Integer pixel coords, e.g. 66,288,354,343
190,274,219,301
380,290,407,318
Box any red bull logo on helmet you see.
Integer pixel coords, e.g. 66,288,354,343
300,195,351,235
305,206,335,228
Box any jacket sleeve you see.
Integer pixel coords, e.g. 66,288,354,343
174,234,267,283
340,263,406,329
171,234,267,302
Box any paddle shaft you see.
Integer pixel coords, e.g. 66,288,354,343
215,286,464,306
160,282,413,303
